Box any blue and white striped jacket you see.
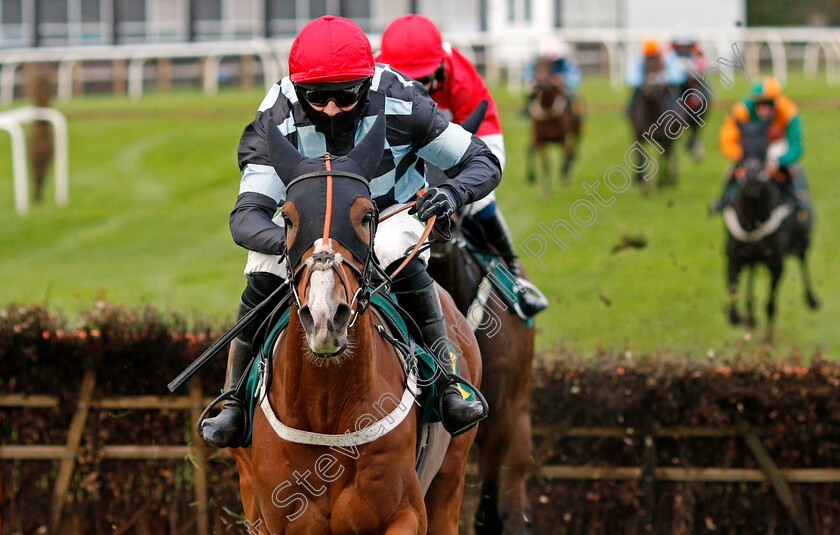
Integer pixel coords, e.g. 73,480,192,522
230,64,501,255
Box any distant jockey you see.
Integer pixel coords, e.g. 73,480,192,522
377,14,548,317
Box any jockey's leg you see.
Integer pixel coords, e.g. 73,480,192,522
709,167,739,213
390,257,488,436
462,195,548,317
375,205,487,436
202,214,290,448
201,271,286,448
783,163,812,238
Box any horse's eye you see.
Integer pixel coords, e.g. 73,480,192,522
361,211,373,225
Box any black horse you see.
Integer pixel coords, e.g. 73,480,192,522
723,120,819,338
680,75,709,162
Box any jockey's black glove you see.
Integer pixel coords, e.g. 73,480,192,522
412,186,460,222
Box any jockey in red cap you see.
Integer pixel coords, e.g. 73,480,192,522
377,14,547,317
201,16,497,448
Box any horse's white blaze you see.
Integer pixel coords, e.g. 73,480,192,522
305,267,342,353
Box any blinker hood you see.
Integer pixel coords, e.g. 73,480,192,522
266,113,385,269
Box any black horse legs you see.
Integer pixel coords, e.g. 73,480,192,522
799,254,821,310
764,260,784,342
745,267,756,327
727,259,742,325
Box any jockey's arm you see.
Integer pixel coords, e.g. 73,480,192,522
663,51,688,86
229,117,288,255
719,114,743,163
414,100,501,206
625,56,644,88
561,59,582,91
777,113,803,167
446,47,506,169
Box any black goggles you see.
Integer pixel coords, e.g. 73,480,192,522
416,63,444,86
416,71,437,86
297,81,366,108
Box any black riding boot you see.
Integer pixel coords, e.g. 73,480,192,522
201,272,284,448
201,333,251,448
392,260,488,436
709,176,739,214
474,209,548,317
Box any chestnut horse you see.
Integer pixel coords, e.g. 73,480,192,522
526,57,582,189
428,216,536,535
229,115,482,534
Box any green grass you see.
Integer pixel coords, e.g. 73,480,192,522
0,72,836,358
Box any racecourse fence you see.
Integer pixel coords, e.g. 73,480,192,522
2,304,839,533
0,27,839,106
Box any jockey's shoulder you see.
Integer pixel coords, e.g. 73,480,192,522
731,101,750,122
371,64,422,98
775,95,799,120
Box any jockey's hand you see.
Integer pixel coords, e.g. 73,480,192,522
412,186,460,222
765,159,779,177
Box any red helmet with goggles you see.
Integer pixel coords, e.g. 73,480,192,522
289,16,375,83
378,15,445,79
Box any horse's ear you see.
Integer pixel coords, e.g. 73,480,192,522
460,100,488,135
346,112,385,178
266,118,306,185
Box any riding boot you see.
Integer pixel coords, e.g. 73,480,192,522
201,273,285,448
788,164,813,239
473,208,548,317
392,260,488,436
200,302,255,448
709,176,739,214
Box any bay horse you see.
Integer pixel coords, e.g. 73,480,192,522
427,216,536,535
526,57,582,189
680,74,709,162
627,56,681,189
425,104,536,534
723,120,819,340
230,115,482,533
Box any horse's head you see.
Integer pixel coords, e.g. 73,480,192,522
736,120,773,198
267,113,385,360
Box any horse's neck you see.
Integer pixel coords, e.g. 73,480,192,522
277,310,377,434
735,187,776,230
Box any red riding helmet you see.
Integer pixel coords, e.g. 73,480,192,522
289,16,375,83
378,14,445,79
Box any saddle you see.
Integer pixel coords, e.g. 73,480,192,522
453,221,540,325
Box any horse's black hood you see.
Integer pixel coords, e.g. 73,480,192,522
266,113,385,269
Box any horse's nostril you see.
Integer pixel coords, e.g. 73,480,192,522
332,303,352,332
298,306,315,333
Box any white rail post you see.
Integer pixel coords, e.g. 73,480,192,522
0,119,29,214
0,106,69,215
0,61,21,107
